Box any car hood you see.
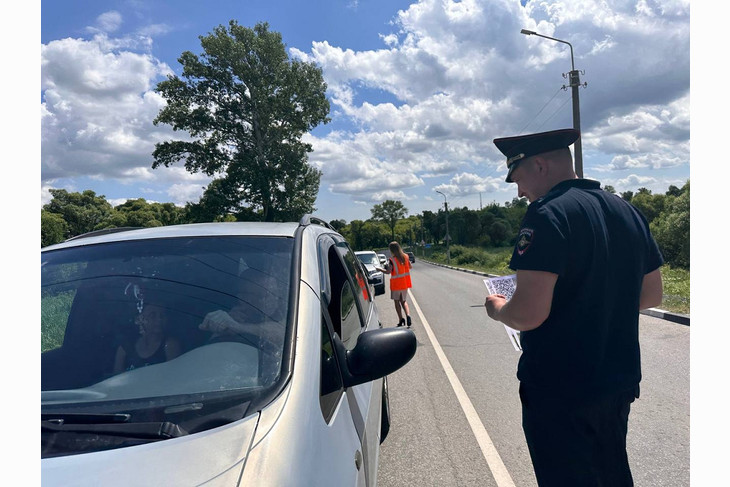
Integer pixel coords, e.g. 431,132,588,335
41,413,259,486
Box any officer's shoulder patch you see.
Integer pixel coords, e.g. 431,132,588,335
516,228,534,256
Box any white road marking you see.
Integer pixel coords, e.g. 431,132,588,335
409,289,517,487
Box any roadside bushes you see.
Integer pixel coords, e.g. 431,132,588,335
650,187,690,270
430,245,512,275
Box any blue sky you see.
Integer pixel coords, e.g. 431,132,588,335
40,0,692,223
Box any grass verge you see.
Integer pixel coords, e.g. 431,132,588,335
415,244,689,315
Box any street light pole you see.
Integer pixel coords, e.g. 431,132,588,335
520,29,586,178
435,190,450,264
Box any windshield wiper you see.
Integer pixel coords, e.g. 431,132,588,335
42,415,188,439
42,412,131,424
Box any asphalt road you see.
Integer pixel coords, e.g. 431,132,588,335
375,259,690,487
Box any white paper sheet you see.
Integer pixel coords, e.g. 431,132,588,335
484,275,522,351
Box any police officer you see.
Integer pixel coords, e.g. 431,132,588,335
484,128,664,486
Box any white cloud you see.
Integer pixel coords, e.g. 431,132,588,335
434,172,502,197
587,93,689,171
299,0,689,204
41,36,178,184
91,11,123,34
41,0,690,218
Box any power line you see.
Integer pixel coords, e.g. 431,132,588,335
517,86,564,134
533,94,572,131
432,89,572,211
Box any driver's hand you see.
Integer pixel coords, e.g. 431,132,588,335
199,310,239,334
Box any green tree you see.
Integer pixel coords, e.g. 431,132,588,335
150,202,185,226
41,210,68,247
345,220,366,250
98,209,129,229
329,219,347,232
152,21,330,222
393,215,420,247
112,199,163,228
651,181,690,269
360,221,390,250
43,189,114,238
666,185,683,197
487,220,510,246
371,200,408,241
421,210,439,243
96,199,185,228
631,191,665,224
503,197,528,239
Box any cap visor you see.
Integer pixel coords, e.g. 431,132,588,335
505,163,517,183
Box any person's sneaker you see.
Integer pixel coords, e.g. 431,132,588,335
406,315,412,328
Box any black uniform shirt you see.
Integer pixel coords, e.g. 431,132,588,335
509,179,664,401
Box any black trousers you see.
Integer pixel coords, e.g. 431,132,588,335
520,384,638,487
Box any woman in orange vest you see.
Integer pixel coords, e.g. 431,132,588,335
380,241,413,328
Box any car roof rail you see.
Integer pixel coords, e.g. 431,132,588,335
299,214,334,231
65,226,143,242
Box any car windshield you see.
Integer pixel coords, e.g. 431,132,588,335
357,253,379,266
41,236,293,456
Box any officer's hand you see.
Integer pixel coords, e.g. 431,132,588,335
484,294,507,320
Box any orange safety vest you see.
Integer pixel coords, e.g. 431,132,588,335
356,271,369,300
389,256,412,291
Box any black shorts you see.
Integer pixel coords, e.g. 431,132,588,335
520,384,638,487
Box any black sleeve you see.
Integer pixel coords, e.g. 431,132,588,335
509,207,567,275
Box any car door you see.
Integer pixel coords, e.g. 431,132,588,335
318,234,381,486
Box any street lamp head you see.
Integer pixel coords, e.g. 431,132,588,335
520,29,535,35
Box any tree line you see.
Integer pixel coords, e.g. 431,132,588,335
345,181,689,270
41,180,689,270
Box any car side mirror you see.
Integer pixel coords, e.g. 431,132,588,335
334,328,417,388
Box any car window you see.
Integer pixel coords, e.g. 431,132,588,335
41,262,82,353
41,236,293,434
320,314,343,422
339,244,371,308
356,253,379,266
320,238,369,350
339,279,360,349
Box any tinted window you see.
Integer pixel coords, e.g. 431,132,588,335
320,315,343,421
339,278,360,349
339,243,371,309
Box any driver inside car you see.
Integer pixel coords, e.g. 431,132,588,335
198,269,286,348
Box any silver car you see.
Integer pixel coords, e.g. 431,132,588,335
354,251,386,296
41,217,416,486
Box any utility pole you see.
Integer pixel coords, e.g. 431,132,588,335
435,190,450,265
521,29,587,178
